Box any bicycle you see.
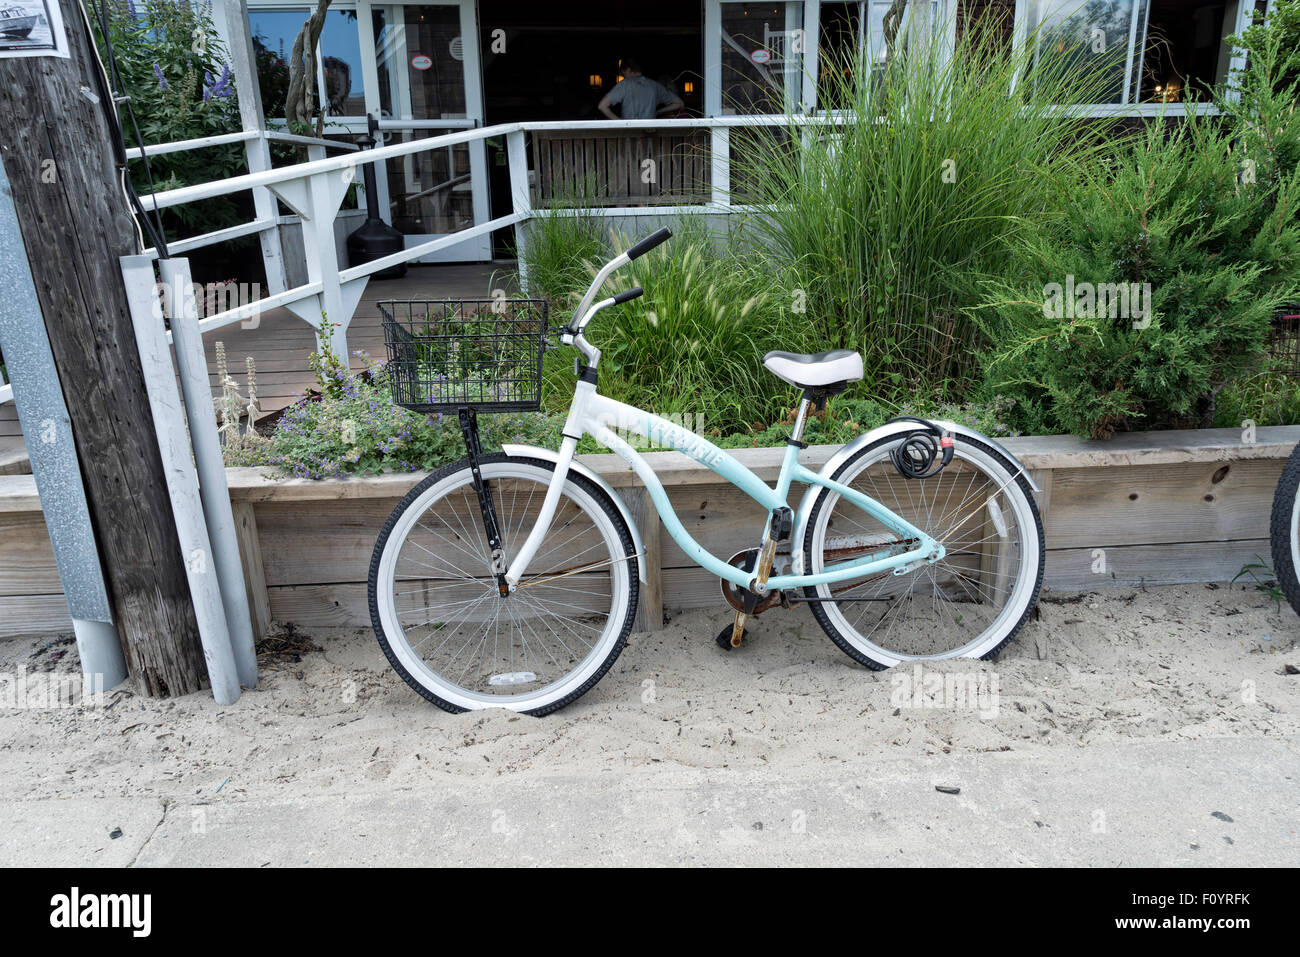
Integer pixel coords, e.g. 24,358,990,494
1270,441,1300,617
368,228,1046,715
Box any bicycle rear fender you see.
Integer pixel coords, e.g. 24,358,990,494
500,443,648,583
789,421,1040,576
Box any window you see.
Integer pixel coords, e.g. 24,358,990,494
1139,0,1230,102
374,4,467,120
318,10,366,116
249,9,302,118
1023,0,1151,104
249,7,366,119
719,2,807,114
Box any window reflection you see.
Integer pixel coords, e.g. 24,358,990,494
249,6,366,119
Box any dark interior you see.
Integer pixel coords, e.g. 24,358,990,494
478,0,704,252
477,0,704,123
1140,0,1228,102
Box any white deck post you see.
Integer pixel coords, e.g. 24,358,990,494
216,0,289,295
507,128,532,289
710,126,730,208
307,167,353,358
267,148,358,358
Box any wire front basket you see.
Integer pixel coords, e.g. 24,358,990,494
378,298,549,413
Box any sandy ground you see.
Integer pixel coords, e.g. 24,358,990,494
1,582,1298,866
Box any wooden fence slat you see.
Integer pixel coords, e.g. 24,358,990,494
1045,459,1279,548
233,501,272,639
0,514,62,596
629,487,663,632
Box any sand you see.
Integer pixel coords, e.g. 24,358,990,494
0,582,1296,810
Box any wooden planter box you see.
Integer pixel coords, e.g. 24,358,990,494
1,426,1296,639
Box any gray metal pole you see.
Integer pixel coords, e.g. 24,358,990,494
0,156,127,689
159,258,259,690
120,255,242,706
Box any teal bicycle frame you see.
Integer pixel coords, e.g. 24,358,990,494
504,378,945,593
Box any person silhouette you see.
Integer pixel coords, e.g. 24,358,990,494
597,58,683,120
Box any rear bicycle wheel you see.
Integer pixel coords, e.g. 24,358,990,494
368,454,638,714
1269,442,1300,618
801,434,1044,668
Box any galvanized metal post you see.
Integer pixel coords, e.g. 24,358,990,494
159,258,259,690
0,157,127,689
120,255,242,706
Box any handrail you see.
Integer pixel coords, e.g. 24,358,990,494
124,130,259,160
139,121,524,210
124,129,359,162
136,115,835,211
263,130,362,152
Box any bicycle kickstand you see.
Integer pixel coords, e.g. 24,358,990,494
458,407,509,596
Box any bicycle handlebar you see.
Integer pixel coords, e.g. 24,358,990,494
566,229,671,336
626,227,672,260
612,286,643,305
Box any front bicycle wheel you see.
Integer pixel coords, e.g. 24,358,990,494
801,434,1044,668
368,453,639,714
1269,442,1300,618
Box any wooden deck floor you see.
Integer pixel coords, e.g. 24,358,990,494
0,263,511,467
198,262,513,417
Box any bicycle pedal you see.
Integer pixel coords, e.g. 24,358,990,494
715,625,743,650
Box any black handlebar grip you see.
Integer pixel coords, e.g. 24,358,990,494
613,287,644,305
626,227,672,260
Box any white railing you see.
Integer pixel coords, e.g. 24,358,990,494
127,115,801,358
124,128,358,263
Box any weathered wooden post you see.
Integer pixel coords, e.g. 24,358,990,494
0,0,207,695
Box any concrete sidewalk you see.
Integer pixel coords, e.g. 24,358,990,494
5,736,1296,867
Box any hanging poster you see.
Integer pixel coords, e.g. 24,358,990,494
0,0,69,59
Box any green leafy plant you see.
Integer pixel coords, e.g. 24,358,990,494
89,0,247,239
533,220,797,434
1232,557,1283,612
1230,0,1300,94
1213,350,1300,428
226,339,562,479
975,31,1300,438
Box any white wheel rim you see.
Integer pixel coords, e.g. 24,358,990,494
375,461,630,711
1290,486,1300,588
808,443,1040,665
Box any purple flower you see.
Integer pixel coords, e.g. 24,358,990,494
126,0,138,20
153,63,168,90
202,65,233,102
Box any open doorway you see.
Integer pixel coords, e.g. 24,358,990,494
478,0,704,254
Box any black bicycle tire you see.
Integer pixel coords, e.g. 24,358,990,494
1269,443,1300,618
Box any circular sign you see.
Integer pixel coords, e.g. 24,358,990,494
750,48,772,65
411,54,432,71
449,36,464,61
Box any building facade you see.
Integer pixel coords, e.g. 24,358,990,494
225,0,1278,261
